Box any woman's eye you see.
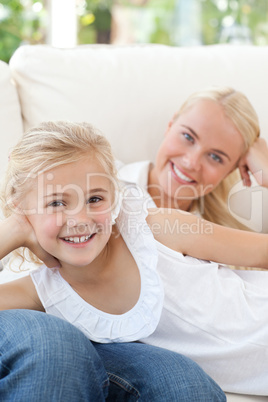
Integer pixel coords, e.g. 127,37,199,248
88,196,102,204
48,200,64,207
183,132,194,143
209,153,223,164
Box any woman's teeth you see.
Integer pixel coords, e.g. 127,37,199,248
173,164,195,183
64,235,93,243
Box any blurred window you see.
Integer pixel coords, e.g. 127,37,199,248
1,0,268,62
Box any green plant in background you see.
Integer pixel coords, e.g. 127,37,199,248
2,0,268,64
201,0,268,45
78,0,175,45
149,14,173,45
147,0,175,45
0,0,45,63
78,0,113,44
109,0,268,46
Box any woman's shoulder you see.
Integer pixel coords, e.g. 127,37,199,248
117,159,152,189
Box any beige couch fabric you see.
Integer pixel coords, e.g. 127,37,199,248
0,60,23,176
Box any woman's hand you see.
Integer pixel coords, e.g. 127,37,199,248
238,138,268,188
10,211,60,268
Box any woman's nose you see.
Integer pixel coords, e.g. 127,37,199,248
181,151,202,171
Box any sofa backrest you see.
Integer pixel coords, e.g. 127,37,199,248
8,44,268,232
0,60,23,177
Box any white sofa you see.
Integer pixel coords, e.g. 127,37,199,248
1,43,268,401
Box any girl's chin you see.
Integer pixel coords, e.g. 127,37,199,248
59,259,93,268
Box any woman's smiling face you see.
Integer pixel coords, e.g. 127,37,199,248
150,99,245,210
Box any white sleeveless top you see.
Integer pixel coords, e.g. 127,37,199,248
30,191,164,343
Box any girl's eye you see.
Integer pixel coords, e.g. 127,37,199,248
87,196,102,204
183,132,194,143
209,153,223,164
47,200,64,207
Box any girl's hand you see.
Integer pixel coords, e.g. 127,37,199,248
11,211,60,268
238,138,268,188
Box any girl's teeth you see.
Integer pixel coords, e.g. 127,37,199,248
64,235,91,243
173,164,194,183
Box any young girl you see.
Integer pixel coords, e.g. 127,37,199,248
0,121,228,402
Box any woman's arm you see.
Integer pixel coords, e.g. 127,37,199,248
147,208,268,269
239,138,268,188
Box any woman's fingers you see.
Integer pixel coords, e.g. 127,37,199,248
238,139,268,187
238,159,251,187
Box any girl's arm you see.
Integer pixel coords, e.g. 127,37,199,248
0,276,44,311
147,209,268,269
0,215,28,260
0,213,57,311
0,213,59,266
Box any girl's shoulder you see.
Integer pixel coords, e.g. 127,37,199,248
116,186,158,256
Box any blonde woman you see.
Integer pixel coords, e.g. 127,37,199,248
118,87,268,395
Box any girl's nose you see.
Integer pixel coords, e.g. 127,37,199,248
66,216,93,237
66,206,91,228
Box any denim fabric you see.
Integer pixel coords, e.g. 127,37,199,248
0,310,109,401
95,342,226,402
0,310,226,401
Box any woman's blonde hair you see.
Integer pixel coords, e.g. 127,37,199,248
1,120,118,265
176,87,260,230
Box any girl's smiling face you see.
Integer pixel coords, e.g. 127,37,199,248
23,157,115,269
150,99,245,210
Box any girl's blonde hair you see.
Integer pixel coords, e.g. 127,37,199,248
176,87,260,230
1,120,118,265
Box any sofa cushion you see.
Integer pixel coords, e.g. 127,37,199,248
9,44,268,161
0,60,23,176
227,394,268,401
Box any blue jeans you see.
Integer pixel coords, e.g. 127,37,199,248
0,310,226,401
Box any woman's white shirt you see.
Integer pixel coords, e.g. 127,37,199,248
117,159,268,396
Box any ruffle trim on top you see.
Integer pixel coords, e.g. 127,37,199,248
30,185,163,343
